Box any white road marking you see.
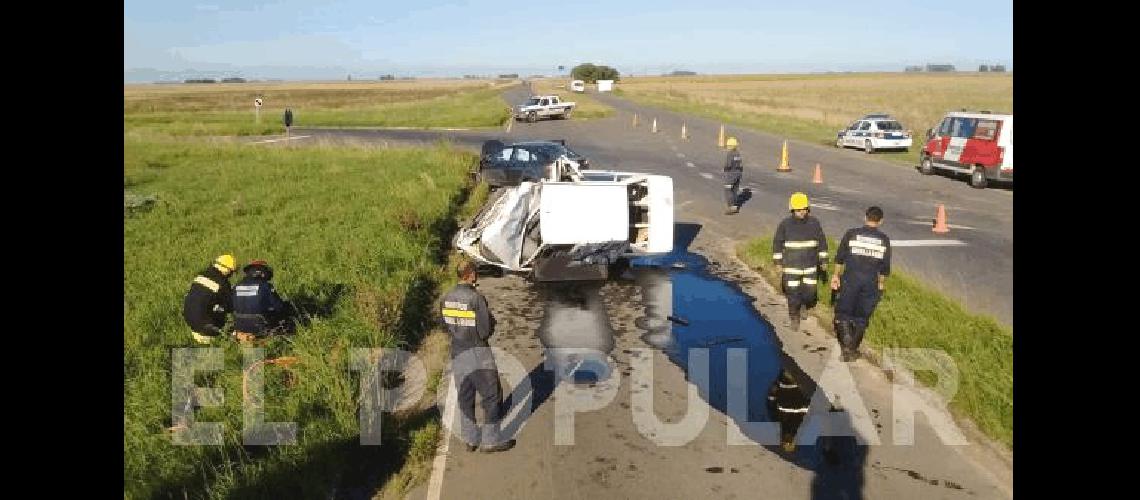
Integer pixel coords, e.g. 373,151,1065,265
425,376,458,500
247,135,311,144
812,203,841,211
686,162,696,168
891,239,968,247
699,172,715,180
911,200,968,211
905,220,976,230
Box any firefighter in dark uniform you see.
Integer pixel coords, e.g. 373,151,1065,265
831,206,891,362
183,255,237,344
767,367,811,453
440,260,515,453
723,136,744,214
232,260,294,342
773,193,829,331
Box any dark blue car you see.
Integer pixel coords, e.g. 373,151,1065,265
477,140,589,188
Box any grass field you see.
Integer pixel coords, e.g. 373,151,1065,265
738,236,1012,449
615,72,1012,166
526,78,615,119
124,134,490,498
125,80,515,136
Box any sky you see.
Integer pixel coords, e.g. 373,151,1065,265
124,0,1013,82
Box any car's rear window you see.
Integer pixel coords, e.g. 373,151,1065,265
876,121,903,131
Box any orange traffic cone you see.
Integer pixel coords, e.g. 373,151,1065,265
932,204,950,233
812,163,823,184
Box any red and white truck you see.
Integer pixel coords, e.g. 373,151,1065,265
919,111,1013,188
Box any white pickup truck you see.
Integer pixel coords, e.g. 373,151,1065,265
514,95,577,122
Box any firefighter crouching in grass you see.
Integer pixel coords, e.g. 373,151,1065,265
183,254,236,344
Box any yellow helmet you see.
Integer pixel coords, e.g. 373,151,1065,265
215,254,236,272
726,136,739,148
788,192,810,211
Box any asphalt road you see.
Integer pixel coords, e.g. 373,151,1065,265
286,84,1013,499
294,83,1013,327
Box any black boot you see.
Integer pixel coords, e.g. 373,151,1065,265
835,320,855,361
847,323,866,361
789,304,801,331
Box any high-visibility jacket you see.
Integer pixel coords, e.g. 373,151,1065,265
439,283,496,353
182,265,233,333
773,215,828,287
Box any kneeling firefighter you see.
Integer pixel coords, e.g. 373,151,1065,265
232,260,295,341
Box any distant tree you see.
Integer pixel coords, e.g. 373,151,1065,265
571,63,621,83
991,65,1006,72
978,65,990,72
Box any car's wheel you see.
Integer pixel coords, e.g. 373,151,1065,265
835,136,843,148
564,108,573,119
864,139,874,154
527,111,537,123
920,155,935,175
970,166,988,189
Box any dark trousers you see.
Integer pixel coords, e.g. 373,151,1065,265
723,171,741,207
782,273,820,311
834,274,882,330
454,351,505,446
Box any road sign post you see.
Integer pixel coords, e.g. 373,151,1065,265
283,107,294,146
254,98,263,123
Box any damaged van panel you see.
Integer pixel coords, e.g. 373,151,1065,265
455,170,674,281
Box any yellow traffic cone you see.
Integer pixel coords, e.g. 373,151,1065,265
777,140,791,172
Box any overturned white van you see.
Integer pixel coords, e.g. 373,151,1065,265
455,167,674,281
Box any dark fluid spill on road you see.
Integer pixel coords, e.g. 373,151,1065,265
628,247,782,424
625,225,867,485
526,224,865,482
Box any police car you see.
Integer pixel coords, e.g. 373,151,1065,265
835,114,913,153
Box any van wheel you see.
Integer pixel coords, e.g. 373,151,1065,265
835,137,843,148
864,140,874,154
920,156,935,175
970,167,988,189
527,111,537,123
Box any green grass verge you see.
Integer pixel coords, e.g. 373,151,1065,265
124,136,484,499
124,87,513,136
737,236,1012,449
